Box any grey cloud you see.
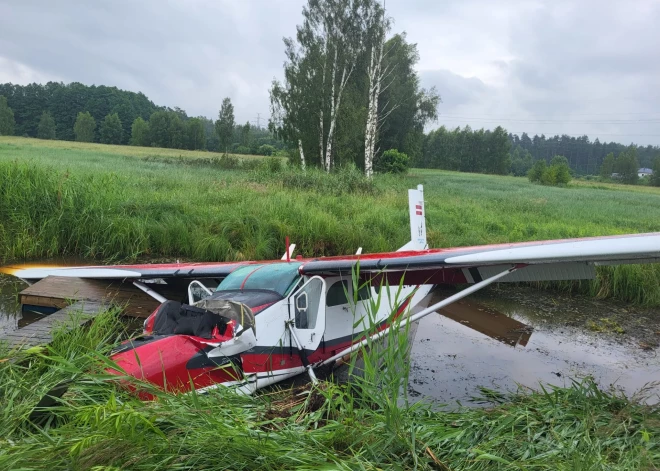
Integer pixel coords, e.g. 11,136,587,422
420,69,488,110
0,0,305,123
1,0,659,144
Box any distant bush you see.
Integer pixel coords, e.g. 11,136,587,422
528,160,546,182
240,159,262,171
529,156,571,186
374,149,409,174
262,157,282,173
217,154,241,169
234,146,251,155
258,144,276,156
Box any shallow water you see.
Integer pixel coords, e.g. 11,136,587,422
0,273,32,335
409,287,660,407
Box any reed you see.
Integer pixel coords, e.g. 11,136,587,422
0,304,657,470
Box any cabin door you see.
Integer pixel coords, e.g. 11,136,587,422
289,276,326,352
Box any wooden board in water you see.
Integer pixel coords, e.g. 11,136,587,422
20,276,160,318
0,301,104,349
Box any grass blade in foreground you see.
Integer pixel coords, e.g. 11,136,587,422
3,299,658,469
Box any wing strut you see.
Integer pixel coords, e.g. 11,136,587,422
320,265,519,367
133,281,167,303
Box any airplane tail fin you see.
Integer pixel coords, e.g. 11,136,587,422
398,185,427,251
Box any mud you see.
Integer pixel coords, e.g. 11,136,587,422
408,286,660,407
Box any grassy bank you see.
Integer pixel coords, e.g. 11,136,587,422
1,136,660,304
1,309,658,470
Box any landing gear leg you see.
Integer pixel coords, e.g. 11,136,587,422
286,321,319,384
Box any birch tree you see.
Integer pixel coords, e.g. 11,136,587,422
270,1,439,172
270,0,378,172
363,3,389,178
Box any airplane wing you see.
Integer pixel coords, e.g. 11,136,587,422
299,232,660,284
5,232,660,285
1,261,257,283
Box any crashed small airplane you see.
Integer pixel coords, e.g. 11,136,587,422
6,185,660,395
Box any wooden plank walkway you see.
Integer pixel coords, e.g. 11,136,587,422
21,276,161,318
0,301,105,349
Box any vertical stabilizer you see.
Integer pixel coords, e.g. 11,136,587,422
398,185,427,251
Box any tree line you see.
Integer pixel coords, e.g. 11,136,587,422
0,82,282,155
415,124,660,184
0,82,158,143
418,125,511,174
508,132,659,175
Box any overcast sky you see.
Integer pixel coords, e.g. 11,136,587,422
1,0,659,145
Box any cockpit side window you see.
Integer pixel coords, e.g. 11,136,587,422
326,280,349,307
357,284,371,301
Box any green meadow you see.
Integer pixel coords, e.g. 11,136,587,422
1,135,660,304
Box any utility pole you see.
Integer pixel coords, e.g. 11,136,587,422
254,113,262,130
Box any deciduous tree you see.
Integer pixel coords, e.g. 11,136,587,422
650,156,660,187
271,0,382,172
100,113,123,144
148,110,184,149
614,147,639,185
130,117,150,146
215,98,235,153
270,0,438,174
37,111,56,139
0,95,15,136
73,111,96,142
185,118,206,150
363,3,389,178
240,121,252,149
600,152,615,179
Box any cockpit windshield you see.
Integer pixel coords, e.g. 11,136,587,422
216,262,302,297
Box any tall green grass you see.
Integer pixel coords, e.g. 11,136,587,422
0,302,658,470
1,136,660,305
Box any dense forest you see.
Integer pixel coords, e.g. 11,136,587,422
418,125,659,179
419,125,511,174
508,132,659,175
0,82,281,155
1,80,658,180
0,82,157,143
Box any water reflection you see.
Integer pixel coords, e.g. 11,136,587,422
0,273,29,335
409,287,660,407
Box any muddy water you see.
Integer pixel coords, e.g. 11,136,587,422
409,286,660,407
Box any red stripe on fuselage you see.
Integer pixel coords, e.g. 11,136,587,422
241,294,413,373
